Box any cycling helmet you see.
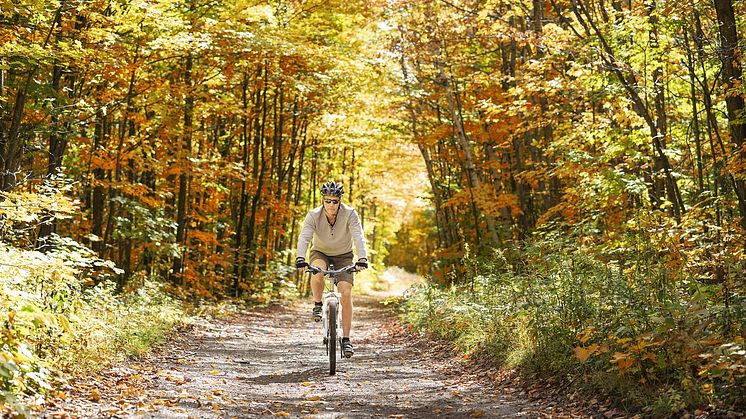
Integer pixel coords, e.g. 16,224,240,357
320,181,344,198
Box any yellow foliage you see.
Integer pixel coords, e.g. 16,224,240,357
0,189,78,224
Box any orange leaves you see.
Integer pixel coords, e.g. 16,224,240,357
484,121,516,148
611,352,634,371
514,170,543,190
724,144,746,177
536,201,580,227
574,344,600,362
574,329,609,363
444,188,523,218
444,190,472,208
418,124,453,147
89,153,120,172
574,330,672,377
190,230,219,247
574,322,676,377
493,193,523,217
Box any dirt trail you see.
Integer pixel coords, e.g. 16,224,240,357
49,271,579,418
51,304,539,417
126,297,526,418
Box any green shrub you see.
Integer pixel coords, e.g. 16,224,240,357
0,242,184,416
402,239,745,415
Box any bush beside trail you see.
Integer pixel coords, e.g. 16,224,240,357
400,242,745,417
0,243,184,417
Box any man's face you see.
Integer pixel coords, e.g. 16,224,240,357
322,195,341,216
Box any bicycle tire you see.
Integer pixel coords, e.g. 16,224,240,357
328,299,337,375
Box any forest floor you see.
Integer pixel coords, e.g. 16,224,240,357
44,269,601,418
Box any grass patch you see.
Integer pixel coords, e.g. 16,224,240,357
56,280,185,374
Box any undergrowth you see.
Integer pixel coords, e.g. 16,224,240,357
0,241,185,417
401,241,745,417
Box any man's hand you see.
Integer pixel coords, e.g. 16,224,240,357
355,258,368,270
296,257,309,272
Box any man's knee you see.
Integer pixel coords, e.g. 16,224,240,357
310,260,327,282
338,282,352,297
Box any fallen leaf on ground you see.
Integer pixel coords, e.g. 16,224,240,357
88,388,101,402
166,375,186,385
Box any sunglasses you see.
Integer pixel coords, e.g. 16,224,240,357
323,199,340,205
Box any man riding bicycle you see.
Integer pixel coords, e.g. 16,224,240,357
296,181,368,358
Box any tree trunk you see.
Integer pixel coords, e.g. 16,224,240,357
37,61,66,250
437,65,500,247
1,5,63,191
399,48,450,247
649,0,685,220
713,0,746,233
246,63,270,280
233,70,251,297
683,29,705,197
171,52,194,283
571,0,685,218
91,110,107,257
693,9,725,230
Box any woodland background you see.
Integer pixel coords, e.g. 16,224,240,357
0,0,744,416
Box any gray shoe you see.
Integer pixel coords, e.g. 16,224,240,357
342,340,354,358
312,305,322,322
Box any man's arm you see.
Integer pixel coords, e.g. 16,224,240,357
296,212,316,260
348,208,367,260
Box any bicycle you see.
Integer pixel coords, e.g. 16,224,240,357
306,264,358,375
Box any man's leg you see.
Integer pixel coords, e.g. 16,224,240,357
310,259,327,320
337,281,353,338
310,259,327,302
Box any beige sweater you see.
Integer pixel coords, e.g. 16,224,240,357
296,204,367,260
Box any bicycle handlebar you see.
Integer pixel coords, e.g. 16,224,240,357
306,264,359,275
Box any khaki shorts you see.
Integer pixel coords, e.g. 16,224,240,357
309,250,355,285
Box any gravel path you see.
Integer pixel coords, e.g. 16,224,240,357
138,296,535,418
51,293,550,418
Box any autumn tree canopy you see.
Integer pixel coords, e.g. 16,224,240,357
1,0,745,413
1,0,427,300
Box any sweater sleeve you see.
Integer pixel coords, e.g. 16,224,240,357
348,209,367,260
296,211,316,259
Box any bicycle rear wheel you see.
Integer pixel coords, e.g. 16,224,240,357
327,299,337,375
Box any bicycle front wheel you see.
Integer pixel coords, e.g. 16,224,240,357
327,299,337,375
